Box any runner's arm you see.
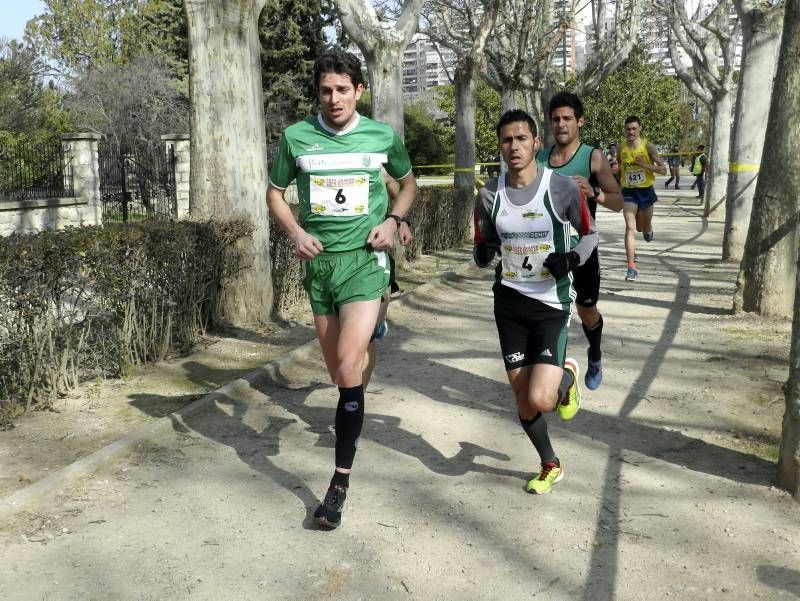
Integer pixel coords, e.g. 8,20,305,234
644,142,668,176
590,148,623,212
552,175,598,265
367,172,417,250
473,183,500,267
266,184,323,260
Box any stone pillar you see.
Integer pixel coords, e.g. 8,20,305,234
60,133,102,225
162,134,190,218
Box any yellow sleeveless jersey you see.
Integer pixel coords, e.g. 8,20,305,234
619,138,655,189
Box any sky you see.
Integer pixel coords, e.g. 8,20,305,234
0,0,45,42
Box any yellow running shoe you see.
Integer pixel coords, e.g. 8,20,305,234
526,461,564,494
557,357,581,421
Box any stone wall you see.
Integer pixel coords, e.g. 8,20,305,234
0,133,102,236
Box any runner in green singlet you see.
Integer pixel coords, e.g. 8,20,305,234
266,50,417,530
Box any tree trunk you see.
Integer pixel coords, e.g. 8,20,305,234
501,88,520,112
722,8,784,261
704,90,733,218
333,0,423,138
185,0,272,325
734,0,800,320
780,245,800,497
454,65,478,235
363,45,405,138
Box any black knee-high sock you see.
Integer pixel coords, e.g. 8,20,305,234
665,176,674,186
582,314,604,362
334,385,364,473
519,413,557,465
557,368,575,403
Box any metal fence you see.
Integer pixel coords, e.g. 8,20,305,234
99,143,177,223
0,139,74,202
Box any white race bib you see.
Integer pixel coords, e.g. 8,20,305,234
501,240,554,282
309,174,369,217
625,169,646,186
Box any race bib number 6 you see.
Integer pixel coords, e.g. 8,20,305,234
310,174,370,217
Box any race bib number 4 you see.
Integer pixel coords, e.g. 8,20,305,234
501,241,553,282
310,174,369,217
626,169,646,186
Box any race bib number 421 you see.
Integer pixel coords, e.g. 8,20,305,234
626,170,646,186
310,174,369,217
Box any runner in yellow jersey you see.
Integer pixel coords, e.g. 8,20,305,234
616,116,667,281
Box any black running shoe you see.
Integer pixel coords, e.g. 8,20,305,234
314,485,347,529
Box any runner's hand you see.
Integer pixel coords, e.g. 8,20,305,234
398,221,413,246
290,229,323,260
367,219,397,250
634,156,650,169
543,251,579,280
572,175,593,200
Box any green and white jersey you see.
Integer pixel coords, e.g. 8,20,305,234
269,113,413,253
537,143,598,217
474,167,597,312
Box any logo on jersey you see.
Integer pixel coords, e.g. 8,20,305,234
505,351,525,363
500,231,548,240
522,211,544,219
540,349,553,357
306,143,324,152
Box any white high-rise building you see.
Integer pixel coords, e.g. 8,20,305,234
348,34,456,102
578,1,741,76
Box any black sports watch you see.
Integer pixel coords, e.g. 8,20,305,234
387,214,402,227
401,216,412,229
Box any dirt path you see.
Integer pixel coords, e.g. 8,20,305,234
1,189,798,600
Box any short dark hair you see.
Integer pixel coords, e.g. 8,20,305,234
697,144,705,150
548,92,584,120
313,50,365,91
624,115,641,126
496,109,537,137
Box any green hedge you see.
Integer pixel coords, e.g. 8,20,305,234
0,220,251,423
0,186,469,425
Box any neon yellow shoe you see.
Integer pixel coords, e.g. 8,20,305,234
557,357,581,421
525,461,564,494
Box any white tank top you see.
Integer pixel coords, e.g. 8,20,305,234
492,169,576,309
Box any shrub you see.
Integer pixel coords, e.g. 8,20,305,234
404,185,467,260
0,219,251,424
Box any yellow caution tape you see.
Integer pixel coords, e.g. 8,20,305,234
729,162,760,173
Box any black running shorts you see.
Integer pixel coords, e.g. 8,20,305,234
573,247,600,308
493,282,569,370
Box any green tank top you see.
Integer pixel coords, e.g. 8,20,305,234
536,143,596,217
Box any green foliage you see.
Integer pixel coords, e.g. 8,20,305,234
403,102,452,170
436,80,502,162
25,0,186,75
357,92,453,169
0,220,252,422
260,0,330,143
577,48,690,148
0,40,71,146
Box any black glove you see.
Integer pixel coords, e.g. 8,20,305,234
543,251,580,280
473,244,497,268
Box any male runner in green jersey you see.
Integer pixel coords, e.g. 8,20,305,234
536,92,622,390
266,50,417,529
